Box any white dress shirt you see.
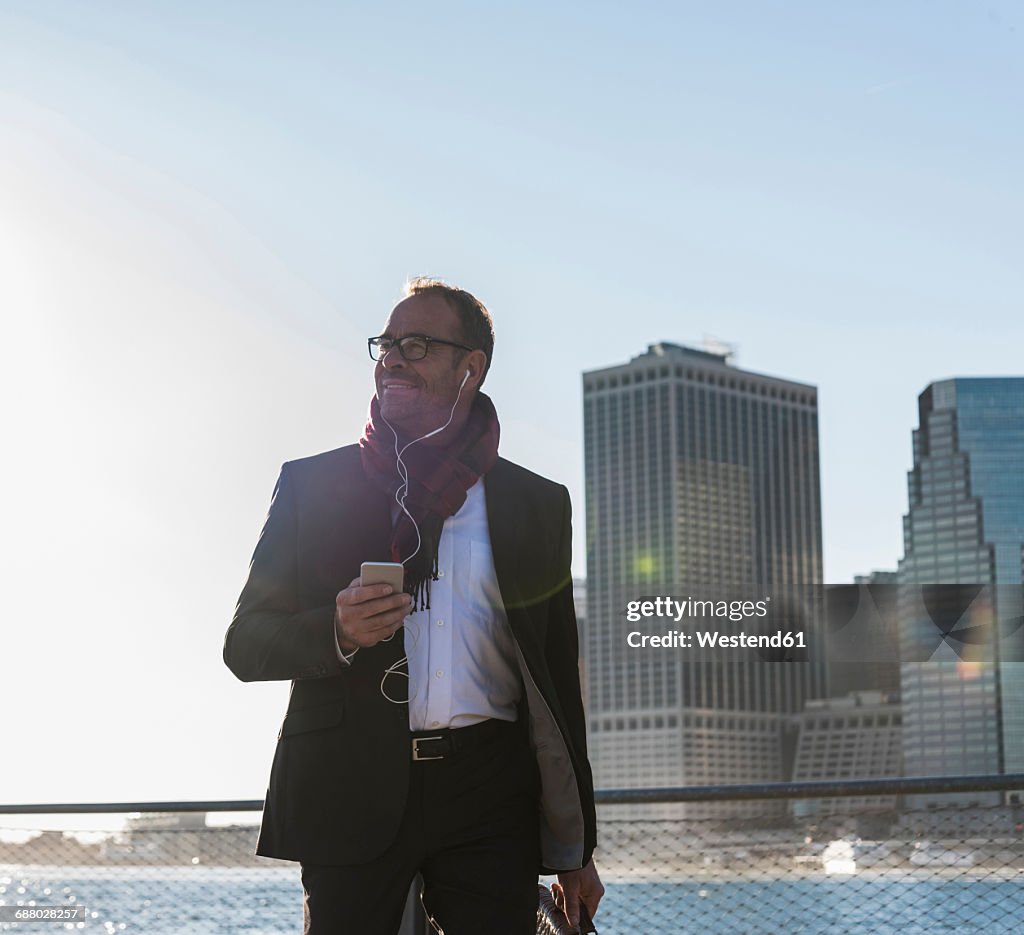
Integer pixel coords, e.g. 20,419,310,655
338,478,522,730
402,477,521,729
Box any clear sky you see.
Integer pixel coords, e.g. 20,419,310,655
1,1,1021,806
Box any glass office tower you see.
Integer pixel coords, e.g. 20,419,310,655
583,343,826,805
898,378,1024,807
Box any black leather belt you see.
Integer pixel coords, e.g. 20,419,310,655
410,717,518,762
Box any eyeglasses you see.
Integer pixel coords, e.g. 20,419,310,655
367,334,475,362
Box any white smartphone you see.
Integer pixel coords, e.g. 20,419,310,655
360,561,405,593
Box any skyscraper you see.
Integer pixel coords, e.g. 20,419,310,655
583,342,826,799
898,378,1024,805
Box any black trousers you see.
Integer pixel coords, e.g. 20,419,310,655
301,719,541,935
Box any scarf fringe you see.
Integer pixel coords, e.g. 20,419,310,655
409,549,440,612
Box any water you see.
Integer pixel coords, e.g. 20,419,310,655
599,876,1024,934
0,868,300,934
3,866,1023,934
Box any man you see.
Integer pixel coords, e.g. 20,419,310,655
224,279,603,935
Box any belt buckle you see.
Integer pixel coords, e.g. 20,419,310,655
412,735,445,761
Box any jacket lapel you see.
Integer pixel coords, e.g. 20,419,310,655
483,459,525,609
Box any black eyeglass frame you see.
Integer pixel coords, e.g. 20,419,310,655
367,333,476,362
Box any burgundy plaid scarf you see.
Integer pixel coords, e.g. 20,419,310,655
358,392,500,610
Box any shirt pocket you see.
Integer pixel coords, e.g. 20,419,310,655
469,538,505,611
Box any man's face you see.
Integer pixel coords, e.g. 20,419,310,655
374,293,472,438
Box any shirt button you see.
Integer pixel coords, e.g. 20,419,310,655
435,670,444,678
431,721,441,727
437,619,445,627
437,570,445,578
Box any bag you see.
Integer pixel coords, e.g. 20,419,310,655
537,884,597,934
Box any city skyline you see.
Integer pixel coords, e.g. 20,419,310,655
578,361,1023,804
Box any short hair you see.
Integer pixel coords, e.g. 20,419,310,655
402,277,494,379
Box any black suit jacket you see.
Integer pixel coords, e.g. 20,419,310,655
224,445,596,871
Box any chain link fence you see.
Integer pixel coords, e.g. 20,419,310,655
2,776,1023,933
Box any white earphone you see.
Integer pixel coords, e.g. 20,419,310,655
377,366,473,706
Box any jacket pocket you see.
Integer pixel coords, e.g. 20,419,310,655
278,702,345,739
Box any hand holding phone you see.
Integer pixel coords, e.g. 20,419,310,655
334,563,410,653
